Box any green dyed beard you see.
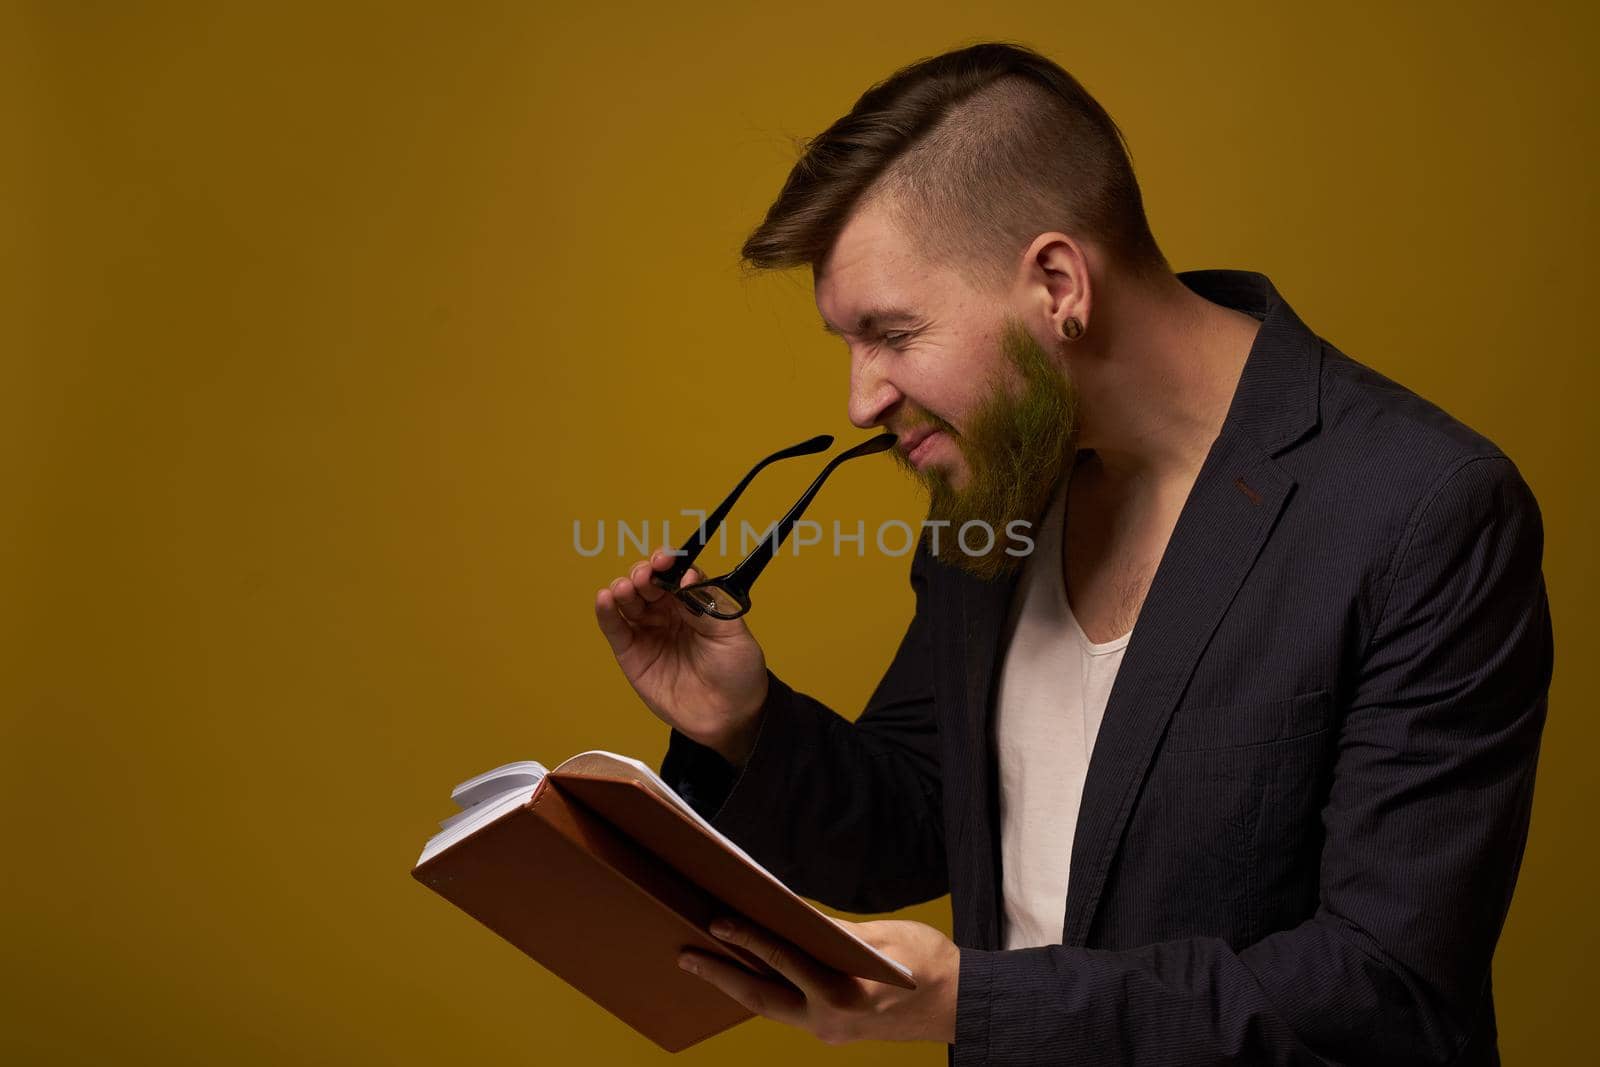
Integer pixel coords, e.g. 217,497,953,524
891,315,1080,581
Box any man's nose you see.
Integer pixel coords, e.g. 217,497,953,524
847,349,902,429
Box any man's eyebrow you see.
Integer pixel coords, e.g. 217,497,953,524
819,307,922,337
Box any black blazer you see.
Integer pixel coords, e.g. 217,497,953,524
661,269,1553,1066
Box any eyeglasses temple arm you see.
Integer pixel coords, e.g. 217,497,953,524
652,433,833,588
720,432,897,595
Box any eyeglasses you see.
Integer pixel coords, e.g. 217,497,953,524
651,432,898,619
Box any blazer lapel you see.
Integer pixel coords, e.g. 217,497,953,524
1060,429,1294,946
1058,268,1324,947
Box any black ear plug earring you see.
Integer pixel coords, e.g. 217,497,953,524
1060,316,1084,341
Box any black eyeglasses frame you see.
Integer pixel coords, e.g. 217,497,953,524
651,432,898,620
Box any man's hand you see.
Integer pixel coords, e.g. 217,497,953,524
594,547,770,766
677,916,960,1046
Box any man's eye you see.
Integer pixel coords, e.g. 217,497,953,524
882,332,913,348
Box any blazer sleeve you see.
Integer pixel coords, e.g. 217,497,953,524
953,454,1553,1066
658,542,948,914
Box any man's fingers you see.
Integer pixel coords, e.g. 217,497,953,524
678,951,805,1025
710,920,835,1002
594,587,634,655
609,576,650,623
630,557,669,602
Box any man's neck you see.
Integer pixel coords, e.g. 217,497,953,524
1070,271,1261,488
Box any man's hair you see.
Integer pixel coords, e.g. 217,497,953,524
740,41,1169,293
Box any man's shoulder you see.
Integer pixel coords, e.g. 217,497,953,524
1279,342,1544,600
1317,341,1506,463
1308,341,1534,511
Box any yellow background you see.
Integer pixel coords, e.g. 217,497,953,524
5,2,1594,1063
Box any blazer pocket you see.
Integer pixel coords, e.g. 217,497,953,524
1163,689,1332,751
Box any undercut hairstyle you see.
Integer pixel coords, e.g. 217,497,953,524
740,41,1170,293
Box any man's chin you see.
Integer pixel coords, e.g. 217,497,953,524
924,461,968,493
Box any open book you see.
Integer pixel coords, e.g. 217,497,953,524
412,750,915,1051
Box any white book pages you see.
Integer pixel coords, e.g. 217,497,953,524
416,760,548,866
450,760,547,810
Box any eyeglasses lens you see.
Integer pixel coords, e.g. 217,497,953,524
679,584,744,619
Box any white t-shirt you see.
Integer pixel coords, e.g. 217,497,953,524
993,469,1133,950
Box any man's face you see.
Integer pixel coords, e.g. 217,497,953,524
815,201,1080,578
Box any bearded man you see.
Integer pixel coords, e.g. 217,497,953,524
594,41,1551,1066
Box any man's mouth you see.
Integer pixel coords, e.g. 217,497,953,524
898,427,944,469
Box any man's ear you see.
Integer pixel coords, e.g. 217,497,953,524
1015,231,1092,338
